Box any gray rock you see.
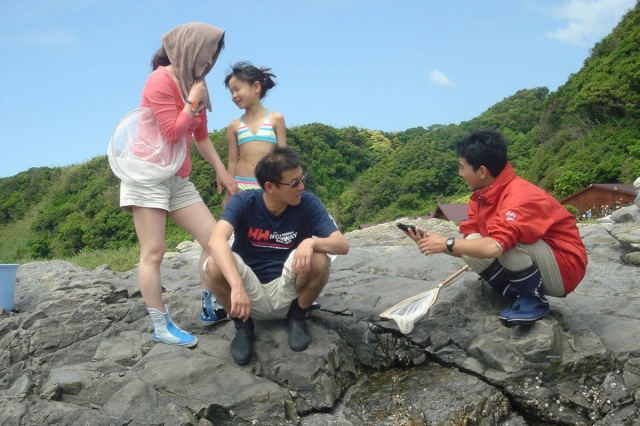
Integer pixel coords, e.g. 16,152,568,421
1,216,639,425
610,204,640,223
595,205,640,267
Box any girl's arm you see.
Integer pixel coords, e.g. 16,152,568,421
226,119,240,177
221,120,240,207
270,111,287,146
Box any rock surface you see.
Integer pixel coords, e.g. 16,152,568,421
1,205,639,425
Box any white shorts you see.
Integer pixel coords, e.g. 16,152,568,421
120,175,202,212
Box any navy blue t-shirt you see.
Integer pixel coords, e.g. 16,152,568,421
221,190,339,283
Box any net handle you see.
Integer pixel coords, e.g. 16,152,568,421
438,264,470,289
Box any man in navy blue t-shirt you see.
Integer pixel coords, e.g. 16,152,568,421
204,146,349,365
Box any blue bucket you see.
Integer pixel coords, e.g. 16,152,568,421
0,264,18,310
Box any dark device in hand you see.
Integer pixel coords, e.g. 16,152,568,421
396,222,424,237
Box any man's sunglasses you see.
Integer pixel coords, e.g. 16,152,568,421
278,172,308,188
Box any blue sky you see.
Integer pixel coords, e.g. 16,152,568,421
0,0,635,178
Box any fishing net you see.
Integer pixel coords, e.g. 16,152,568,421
380,265,469,334
379,288,439,334
107,108,186,186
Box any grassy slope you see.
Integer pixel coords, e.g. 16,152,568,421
0,210,37,263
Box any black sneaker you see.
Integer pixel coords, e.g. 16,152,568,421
287,299,310,352
288,316,310,352
230,318,254,365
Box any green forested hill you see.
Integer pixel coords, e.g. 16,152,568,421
523,3,640,195
1,3,639,263
334,87,550,227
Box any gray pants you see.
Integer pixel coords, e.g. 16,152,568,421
462,233,565,297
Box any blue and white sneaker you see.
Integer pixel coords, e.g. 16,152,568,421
201,290,230,325
148,305,198,347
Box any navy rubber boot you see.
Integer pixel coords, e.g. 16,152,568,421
498,264,549,326
479,260,516,298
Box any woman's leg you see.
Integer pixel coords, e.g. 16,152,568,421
170,201,229,324
132,206,167,311
169,201,216,291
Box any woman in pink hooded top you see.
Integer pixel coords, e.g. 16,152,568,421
120,23,238,347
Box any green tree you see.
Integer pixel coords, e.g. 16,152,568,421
553,170,591,199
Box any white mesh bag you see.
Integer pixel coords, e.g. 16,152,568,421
379,289,439,334
107,108,186,186
380,265,469,334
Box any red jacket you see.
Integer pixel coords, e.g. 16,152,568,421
459,163,587,294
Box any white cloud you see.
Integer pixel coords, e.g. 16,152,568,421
429,70,454,87
545,0,635,47
0,28,76,46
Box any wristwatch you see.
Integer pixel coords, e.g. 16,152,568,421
185,99,199,113
445,237,455,253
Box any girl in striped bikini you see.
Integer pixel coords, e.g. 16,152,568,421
223,61,286,205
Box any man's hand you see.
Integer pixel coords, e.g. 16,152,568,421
229,286,251,321
405,226,428,243
292,238,314,275
418,232,447,256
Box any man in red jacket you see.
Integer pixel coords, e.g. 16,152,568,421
406,129,588,325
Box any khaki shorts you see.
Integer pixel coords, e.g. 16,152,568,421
205,251,299,320
462,233,565,297
120,175,202,212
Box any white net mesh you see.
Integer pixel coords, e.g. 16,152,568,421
379,289,438,334
379,265,469,334
107,108,186,186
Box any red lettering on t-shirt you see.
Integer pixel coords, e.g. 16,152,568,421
248,227,271,241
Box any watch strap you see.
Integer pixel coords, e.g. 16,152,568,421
446,237,455,253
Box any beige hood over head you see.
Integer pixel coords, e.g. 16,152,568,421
161,22,225,112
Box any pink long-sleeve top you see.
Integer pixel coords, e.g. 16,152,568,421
140,66,209,177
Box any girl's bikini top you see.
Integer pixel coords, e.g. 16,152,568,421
237,110,277,145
